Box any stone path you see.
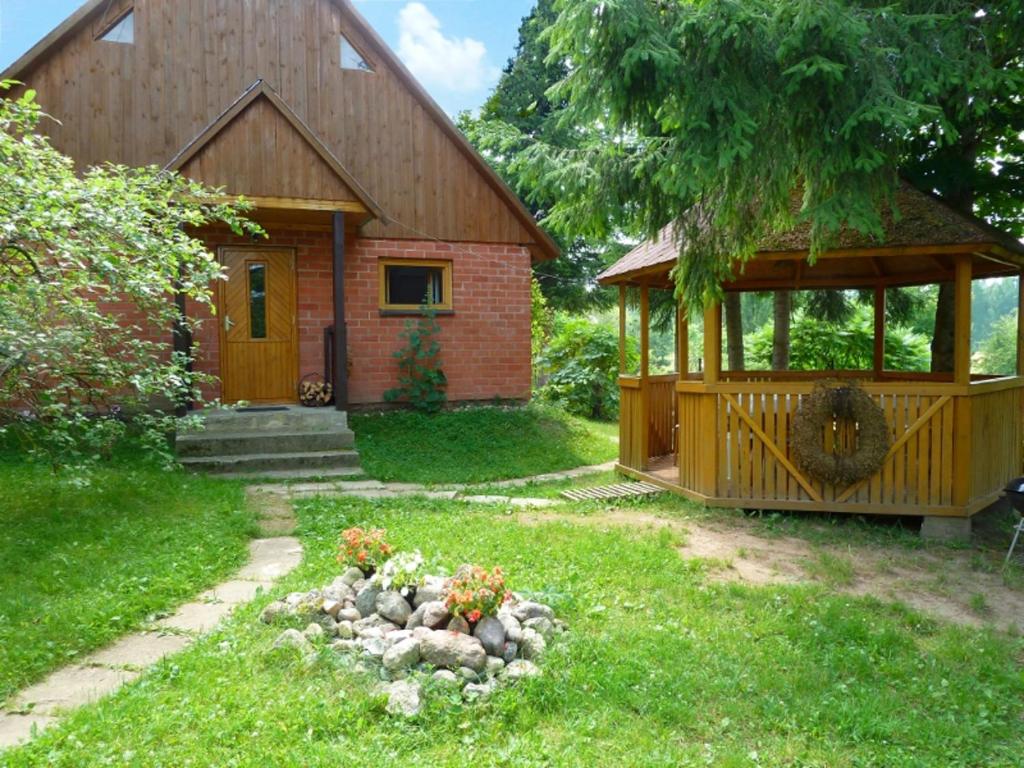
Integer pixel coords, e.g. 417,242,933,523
0,507,303,751
246,460,617,504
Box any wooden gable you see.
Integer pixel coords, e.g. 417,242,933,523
2,0,558,259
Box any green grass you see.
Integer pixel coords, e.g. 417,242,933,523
7,495,1024,766
350,404,618,484
0,451,257,703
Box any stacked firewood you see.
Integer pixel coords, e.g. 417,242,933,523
299,375,333,407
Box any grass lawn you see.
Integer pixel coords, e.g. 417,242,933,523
350,404,618,484
0,451,257,703
7,494,1023,766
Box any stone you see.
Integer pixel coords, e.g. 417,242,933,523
340,566,365,587
473,616,506,657
519,627,546,660
523,617,554,642
419,629,487,672
259,601,290,624
361,636,389,658
337,607,362,623
501,642,518,664
382,638,421,672
413,576,446,607
314,615,339,636
503,659,541,681
457,666,481,682
411,626,433,641
353,614,399,637
447,615,471,634
407,600,450,631
331,639,362,653
384,679,422,717
335,620,354,639
303,623,325,641
273,629,313,653
921,515,972,543
463,679,497,699
376,591,413,626
497,612,522,643
321,599,342,618
386,630,413,645
485,656,506,677
355,584,382,618
431,669,459,685
512,601,554,623
322,581,354,602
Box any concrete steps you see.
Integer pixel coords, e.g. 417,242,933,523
176,406,361,479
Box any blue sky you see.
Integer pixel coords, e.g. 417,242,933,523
0,0,534,115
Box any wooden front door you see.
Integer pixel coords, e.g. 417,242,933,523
219,248,298,403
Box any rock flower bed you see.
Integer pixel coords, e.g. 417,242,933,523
260,528,566,716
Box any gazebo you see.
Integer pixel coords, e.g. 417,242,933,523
598,184,1024,539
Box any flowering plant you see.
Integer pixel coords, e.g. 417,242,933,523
337,527,393,573
443,566,511,623
370,550,426,597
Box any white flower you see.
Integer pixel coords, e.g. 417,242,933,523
370,550,425,592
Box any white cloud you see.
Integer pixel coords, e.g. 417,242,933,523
396,2,498,93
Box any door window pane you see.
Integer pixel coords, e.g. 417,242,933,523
249,263,267,339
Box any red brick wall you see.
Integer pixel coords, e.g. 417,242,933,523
190,228,533,406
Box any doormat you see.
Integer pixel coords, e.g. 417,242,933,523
237,406,290,413
560,482,664,502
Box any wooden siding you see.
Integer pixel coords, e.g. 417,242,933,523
180,95,359,202
11,0,539,249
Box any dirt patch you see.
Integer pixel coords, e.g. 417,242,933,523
515,509,1024,632
245,488,296,537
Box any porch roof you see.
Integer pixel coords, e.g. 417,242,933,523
598,182,1024,288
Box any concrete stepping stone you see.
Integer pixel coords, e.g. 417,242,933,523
0,714,55,749
156,600,235,633
83,632,192,669
10,666,140,717
235,537,302,581
198,579,272,606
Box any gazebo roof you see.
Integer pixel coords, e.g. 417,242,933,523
599,182,1024,287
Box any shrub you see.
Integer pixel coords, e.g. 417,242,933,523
973,312,1017,375
383,307,447,413
337,528,393,574
444,566,511,623
537,314,637,420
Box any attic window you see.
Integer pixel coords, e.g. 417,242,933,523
99,10,134,44
340,35,372,72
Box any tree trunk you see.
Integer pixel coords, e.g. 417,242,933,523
724,292,744,371
931,282,956,372
772,290,791,370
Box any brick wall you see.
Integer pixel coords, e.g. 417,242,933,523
191,228,533,406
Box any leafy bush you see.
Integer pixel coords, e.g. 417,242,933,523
383,308,447,413
337,527,393,574
443,566,511,623
0,82,259,470
538,315,637,419
746,304,930,372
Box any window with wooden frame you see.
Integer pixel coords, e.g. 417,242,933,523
379,259,453,313
340,34,373,72
97,9,134,44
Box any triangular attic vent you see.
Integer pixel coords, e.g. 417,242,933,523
99,11,133,44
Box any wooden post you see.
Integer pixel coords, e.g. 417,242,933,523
618,284,627,374
332,211,349,411
1017,272,1024,376
703,301,721,385
173,267,192,417
873,284,885,380
639,284,650,469
953,254,972,386
676,301,688,377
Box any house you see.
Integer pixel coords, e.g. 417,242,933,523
598,183,1024,540
3,0,558,410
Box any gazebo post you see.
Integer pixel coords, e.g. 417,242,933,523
676,301,688,377
873,284,885,380
639,284,651,469
1017,272,1024,376
618,285,627,374
953,254,972,386
703,301,721,385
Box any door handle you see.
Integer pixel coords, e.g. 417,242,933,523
224,314,235,332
